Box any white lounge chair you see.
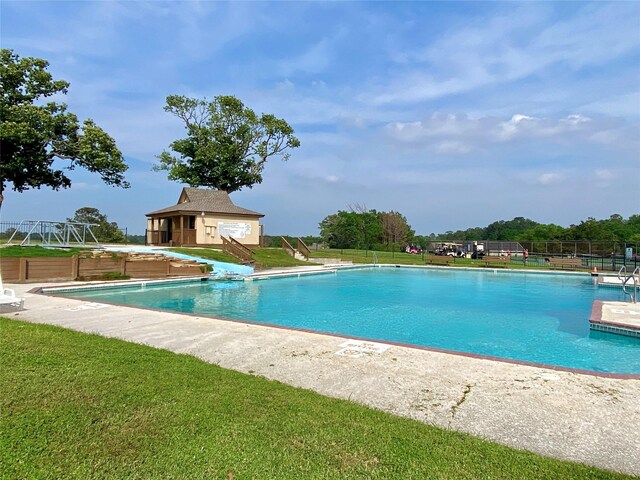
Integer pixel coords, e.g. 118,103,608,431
0,275,24,310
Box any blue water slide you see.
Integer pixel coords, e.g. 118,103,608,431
103,247,253,277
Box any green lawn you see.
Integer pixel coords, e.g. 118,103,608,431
253,247,318,268
0,245,86,257
168,247,240,264
169,246,317,269
309,248,425,265
1,318,627,479
309,249,586,271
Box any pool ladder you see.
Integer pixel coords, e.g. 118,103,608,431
372,252,378,267
618,266,639,303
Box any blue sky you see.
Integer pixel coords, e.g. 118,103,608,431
1,1,639,235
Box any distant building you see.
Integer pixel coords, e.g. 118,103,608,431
146,188,264,247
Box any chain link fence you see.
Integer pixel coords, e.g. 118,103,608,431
518,240,639,271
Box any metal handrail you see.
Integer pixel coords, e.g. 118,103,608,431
618,266,639,303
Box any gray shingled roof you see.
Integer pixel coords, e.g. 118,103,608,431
146,188,264,217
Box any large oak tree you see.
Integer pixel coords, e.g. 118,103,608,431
0,49,129,210
67,207,125,243
155,95,300,192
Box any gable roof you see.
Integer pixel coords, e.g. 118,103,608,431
146,188,264,217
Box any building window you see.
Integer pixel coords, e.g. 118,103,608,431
188,216,196,229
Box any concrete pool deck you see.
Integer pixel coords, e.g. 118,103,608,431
2,277,639,475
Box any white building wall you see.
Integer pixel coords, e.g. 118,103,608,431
197,214,261,246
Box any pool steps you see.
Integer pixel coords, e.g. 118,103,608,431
589,300,640,338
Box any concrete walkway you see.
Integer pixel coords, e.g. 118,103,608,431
2,280,639,475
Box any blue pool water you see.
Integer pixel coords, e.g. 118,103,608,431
58,268,640,374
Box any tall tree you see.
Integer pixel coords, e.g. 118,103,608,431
0,49,129,210
155,95,300,192
566,217,617,242
67,207,125,243
516,223,566,241
484,217,538,240
380,211,413,245
319,209,383,249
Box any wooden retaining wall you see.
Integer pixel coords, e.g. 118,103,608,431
0,254,206,283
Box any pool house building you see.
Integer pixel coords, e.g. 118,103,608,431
146,188,264,248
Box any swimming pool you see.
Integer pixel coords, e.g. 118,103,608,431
55,267,640,374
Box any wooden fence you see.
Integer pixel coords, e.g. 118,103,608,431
0,254,206,283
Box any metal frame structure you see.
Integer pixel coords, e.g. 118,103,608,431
5,220,101,248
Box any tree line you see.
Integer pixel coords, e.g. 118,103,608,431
316,211,640,251
430,214,640,244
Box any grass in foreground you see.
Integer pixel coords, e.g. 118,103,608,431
1,318,627,479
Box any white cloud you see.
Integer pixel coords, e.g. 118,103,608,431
590,131,618,144
497,114,537,140
276,26,348,77
537,172,563,185
496,114,595,141
534,3,640,69
276,79,296,91
595,169,614,180
386,121,426,141
579,92,640,119
594,169,615,188
436,141,472,155
335,113,367,129
386,112,604,149
562,114,590,126
361,3,640,106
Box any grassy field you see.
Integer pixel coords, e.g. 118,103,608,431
1,317,628,479
308,248,584,271
170,246,315,269
168,247,240,264
0,245,86,257
252,247,318,269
